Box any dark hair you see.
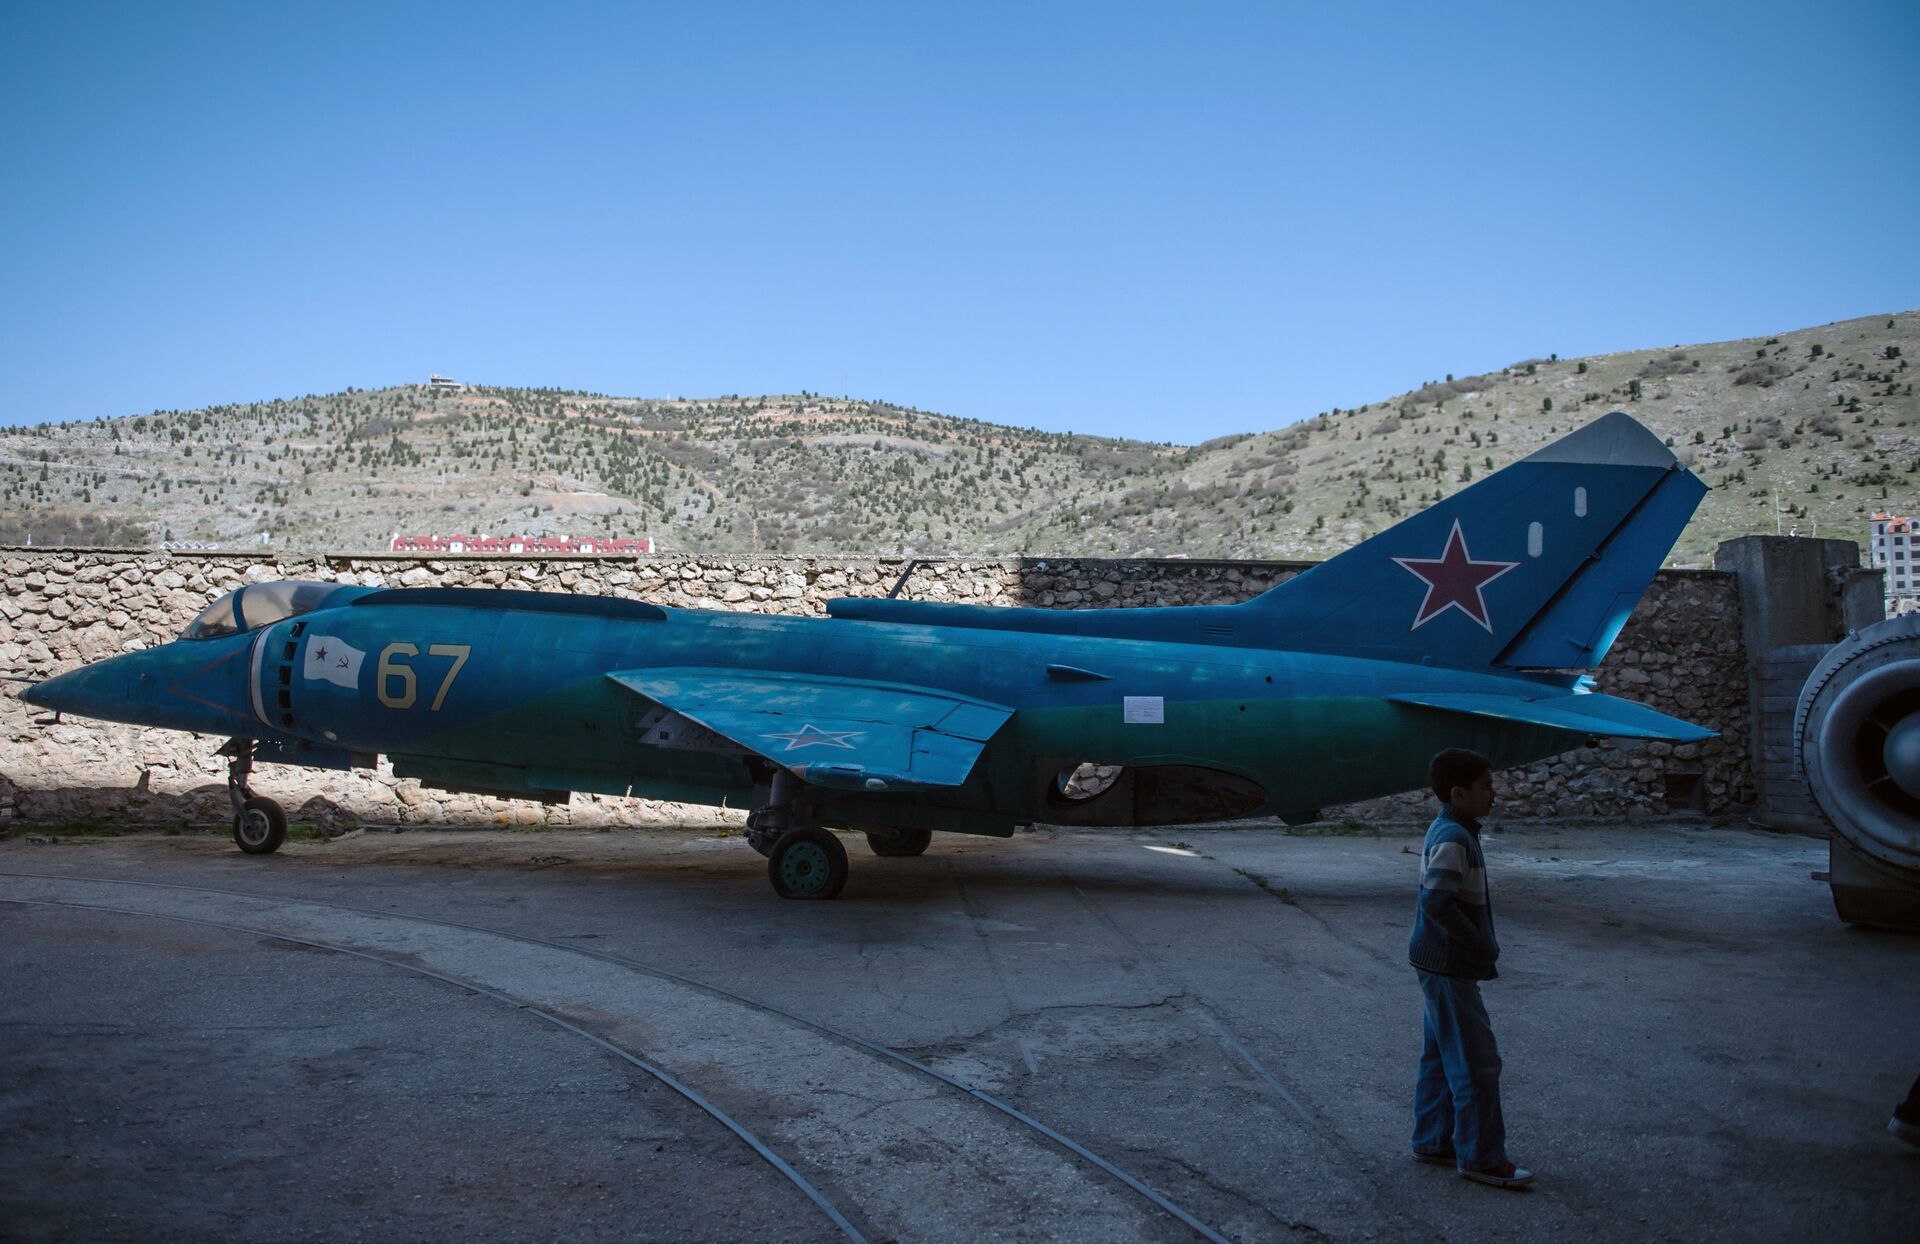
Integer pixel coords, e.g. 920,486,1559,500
1430,749,1492,802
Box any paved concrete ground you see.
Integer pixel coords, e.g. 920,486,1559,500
2,819,1915,1242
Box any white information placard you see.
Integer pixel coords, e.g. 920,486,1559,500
1122,696,1165,724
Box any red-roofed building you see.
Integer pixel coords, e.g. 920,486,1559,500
389,534,655,556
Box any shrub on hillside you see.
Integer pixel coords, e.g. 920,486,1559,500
1406,375,1492,407
1732,360,1790,387
1636,351,1699,379
0,509,150,547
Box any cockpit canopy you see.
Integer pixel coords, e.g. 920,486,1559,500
180,581,368,640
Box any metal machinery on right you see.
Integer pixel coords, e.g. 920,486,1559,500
1796,614,1920,929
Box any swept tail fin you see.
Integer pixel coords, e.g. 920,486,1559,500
1238,411,1705,670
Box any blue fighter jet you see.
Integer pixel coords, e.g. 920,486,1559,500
21,411,1710,898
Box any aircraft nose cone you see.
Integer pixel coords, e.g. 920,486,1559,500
18,633,263,734
18,662,126,718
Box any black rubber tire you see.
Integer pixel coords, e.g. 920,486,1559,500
233,796,288,855
767,827,848,900
864,828,932,858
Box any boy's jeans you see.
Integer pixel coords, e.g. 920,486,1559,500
1412,969,1507,1170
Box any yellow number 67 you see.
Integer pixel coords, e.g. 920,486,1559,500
376,643,471,711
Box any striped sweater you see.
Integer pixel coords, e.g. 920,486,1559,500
1408,805,1500,980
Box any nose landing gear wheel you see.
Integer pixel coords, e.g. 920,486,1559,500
233,796,288,855
767,827,849,900
864,827,932,857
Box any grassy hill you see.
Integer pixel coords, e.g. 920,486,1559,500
0,311,1912,563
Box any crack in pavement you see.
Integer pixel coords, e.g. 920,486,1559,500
893,993,1192,1054
1152,1151,1330,1239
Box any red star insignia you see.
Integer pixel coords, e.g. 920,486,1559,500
1392,519,1519,633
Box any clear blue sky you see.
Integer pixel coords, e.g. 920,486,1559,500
3,1,1915,443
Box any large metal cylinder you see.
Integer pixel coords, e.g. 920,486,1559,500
1796,614,1920,928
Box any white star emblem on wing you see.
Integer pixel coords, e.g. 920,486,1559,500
763,723,864,751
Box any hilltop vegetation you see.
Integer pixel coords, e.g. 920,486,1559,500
0,311,1912,563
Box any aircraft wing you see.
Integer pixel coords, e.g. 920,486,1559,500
607,667,1014,791
1386,690,1713,742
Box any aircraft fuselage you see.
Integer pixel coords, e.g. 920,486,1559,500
38,596,1583,834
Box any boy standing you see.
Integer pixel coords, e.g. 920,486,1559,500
1408,748,1533,1188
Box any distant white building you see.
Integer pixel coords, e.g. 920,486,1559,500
428,374,463,392
1869,513,1920,604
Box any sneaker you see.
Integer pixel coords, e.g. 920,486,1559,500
1891,1116,1920,1149
1459,1161,1534,1188
1411,1148,1456,1166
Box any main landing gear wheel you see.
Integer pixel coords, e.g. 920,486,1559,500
864,827,932,857
767,827,849,900
233,796,288,855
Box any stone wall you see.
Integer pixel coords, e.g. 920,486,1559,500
1335,569,1751,822
0,551,1750,830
